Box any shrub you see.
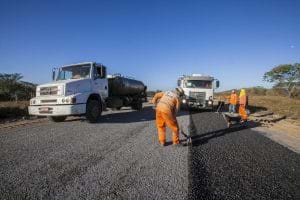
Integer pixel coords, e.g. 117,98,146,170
248,87,267,96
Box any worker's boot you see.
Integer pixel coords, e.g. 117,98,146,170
172,141,182,147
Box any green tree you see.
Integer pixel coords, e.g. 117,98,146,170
0,73,35,101
263,63,300,98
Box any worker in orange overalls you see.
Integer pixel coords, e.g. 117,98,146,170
226,90,238,113
239,89,248,122
151,88,184,146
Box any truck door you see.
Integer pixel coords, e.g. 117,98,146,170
92,65,108,99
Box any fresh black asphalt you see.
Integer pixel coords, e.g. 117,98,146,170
0,104,299,199
188,111,300,200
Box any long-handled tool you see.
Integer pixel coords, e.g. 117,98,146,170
179,125,192,146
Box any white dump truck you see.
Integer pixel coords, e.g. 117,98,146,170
28,62,147,123
177,74,219,110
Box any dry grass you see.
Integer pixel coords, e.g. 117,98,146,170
248,96,300,120
216,94,300,120
0,101,29,108
0,101,29,118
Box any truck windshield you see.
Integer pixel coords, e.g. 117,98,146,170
185,80,212,89
56,64,91,80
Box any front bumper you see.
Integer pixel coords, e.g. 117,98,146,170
182,99,213,109
28,104,86,116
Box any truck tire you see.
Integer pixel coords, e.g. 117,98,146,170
49,116,67,122
131,100,142,111
116,106,122,110
137,101,143,111
86,100,102,123
112,107,122,111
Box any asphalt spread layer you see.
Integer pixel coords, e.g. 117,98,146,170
188,111,300,200
0,106,190,199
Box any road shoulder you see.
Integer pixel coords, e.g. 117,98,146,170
251,119,300,154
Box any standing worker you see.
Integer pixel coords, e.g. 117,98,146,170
238,89,248,122
226,90,238,113
152,88,184,146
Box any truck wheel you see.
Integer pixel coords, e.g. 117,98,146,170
131,101,143,111
137,101,143,111
86,100,102,123
112,107,122,111
131,104,137,110
49,116,67,122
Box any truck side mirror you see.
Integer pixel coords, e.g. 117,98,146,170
100,66,107,78
52,69,56,81
216,80,220,88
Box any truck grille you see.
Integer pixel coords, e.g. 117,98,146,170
40,86,58,96
41,99,57,103
189,92,206,103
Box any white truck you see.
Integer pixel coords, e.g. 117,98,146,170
177,74,219,110
28,62,147,123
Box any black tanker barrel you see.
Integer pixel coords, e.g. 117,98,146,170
108,76,146,96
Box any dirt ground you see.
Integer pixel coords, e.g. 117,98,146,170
248,96,300,120
0,117,48,131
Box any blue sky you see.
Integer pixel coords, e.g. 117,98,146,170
0,0,299,91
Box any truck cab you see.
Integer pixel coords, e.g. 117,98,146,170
29,62,108,122
177,74,219,110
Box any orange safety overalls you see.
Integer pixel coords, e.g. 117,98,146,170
229,93,238,105
152,91,180,145
239,95,248,120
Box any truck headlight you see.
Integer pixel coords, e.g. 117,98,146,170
30,99,36,105
182,99,187,104
62,97,76,104
208,100,213,105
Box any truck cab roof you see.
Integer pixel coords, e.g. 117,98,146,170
179,75,214,81
61,62,106,68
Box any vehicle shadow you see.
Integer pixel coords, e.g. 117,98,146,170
65,105,188,124
100,106,188,124
99,106,155,123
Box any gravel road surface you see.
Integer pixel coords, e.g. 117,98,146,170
0,105,190,199
0,104,299,199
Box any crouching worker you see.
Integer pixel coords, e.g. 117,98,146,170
239,89,248,122
152,88,184,146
